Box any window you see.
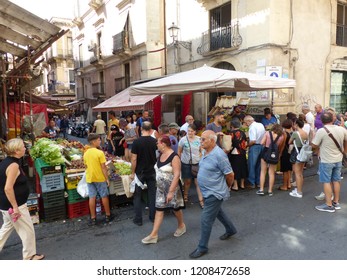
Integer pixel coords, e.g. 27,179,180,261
210,2,232,51
78,44,83,67
124,63,130,88
337,3,347,46
330,71,347,113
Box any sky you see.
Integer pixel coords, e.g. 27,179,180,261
10,0,75,20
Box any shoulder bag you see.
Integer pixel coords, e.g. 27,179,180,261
324,127,347,166
187,138,199,177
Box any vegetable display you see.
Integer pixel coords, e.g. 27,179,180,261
29,138,65,166
114,162,132,175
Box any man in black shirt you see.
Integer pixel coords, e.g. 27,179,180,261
130,121,157,226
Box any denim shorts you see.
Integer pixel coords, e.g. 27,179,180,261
319,162,342,183
87,182,109,198
181,162,197,179
126,143,133,150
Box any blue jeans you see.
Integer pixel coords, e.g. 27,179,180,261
248,145,263,186
133,173,156,223
198,195,237,252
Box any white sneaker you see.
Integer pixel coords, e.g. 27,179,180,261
314,192,334,201
315,192,325,200
289,189,302,198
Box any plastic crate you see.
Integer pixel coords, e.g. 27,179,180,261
109,178,124,195
42,205,66,222
66,188,88,203
67,200,89,219
66,179,79,190
34,158,64,179
41,190,65,208
27,193,39,206
40,173,65,193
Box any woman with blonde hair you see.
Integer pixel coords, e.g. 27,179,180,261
0,138,44,260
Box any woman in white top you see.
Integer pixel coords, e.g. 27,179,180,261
177,124,204,208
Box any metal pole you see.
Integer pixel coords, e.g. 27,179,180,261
1,57,8,139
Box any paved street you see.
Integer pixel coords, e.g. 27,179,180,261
1,159,347,260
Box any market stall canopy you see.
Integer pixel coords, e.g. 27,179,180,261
23,92,71,114
93,87,158,112
0,0,67,72
129,65,296,96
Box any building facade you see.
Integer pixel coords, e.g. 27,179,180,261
72,0,347,124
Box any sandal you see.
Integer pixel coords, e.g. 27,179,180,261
199,200,204,209
30,254,45,260
230,187,239,191
184,194,189,203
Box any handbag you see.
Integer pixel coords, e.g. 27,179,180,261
187,138,199,177
324,127,347,166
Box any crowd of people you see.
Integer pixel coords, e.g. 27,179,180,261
2,103,347,260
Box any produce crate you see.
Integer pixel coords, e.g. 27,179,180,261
34,158,64,179
66,188,88,203
42,205,66,222
66,178,79,190
27,193,39,206
40,173,65,193
41,190,65,208
109,177,124,195
28,205,40,225
67,200,89,219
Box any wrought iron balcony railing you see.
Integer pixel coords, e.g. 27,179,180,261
197,22,242,55
112,31,130,55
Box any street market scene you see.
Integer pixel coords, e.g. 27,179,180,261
1,0,347,269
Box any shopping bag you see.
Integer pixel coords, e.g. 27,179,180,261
77,172,89,198
222,135,232,151
121,175,133,198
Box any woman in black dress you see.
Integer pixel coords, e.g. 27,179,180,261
278,119,293,191
227,119,248,191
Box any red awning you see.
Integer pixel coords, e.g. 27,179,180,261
92,88,158,112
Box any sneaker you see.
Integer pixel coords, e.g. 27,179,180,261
314,192,334,201
105,213,116,224
332,202,341,210
88,218,97,227
315,203,335,213
315,192,325,201
256,190,264,196
289,189,302,198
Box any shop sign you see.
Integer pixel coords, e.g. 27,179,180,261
248,91,257,98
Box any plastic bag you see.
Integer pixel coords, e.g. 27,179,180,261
77,172,89,198
121,175,133,198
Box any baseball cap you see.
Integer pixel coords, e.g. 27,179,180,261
168,122,180,130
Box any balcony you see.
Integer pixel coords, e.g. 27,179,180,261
92,82,105,98
112,31,131,57
90,46,103,66
47,48,74,62
197,22,242,56
88,0,103,10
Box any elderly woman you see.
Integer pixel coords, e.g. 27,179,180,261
142,135,186,244
0,138,44,260
226,119,248,191
178,124,204,208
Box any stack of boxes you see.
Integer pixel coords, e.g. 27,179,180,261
65,174,90,218
27,193,39,224
34,158,66,222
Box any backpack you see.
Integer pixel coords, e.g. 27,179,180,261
264,132,280,164
294,132,312,163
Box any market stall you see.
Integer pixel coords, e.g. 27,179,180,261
29,137,133,223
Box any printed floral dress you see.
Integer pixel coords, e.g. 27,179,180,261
155,152,185,210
